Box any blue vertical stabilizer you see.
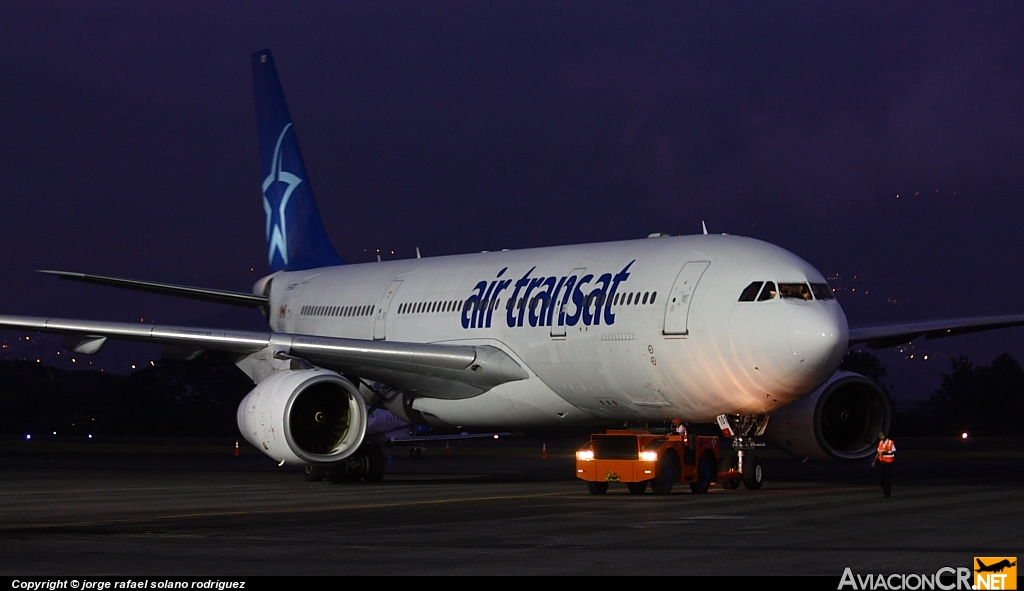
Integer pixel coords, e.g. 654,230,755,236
252,49,344,272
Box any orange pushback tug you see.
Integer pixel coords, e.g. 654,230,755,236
575,429,754,495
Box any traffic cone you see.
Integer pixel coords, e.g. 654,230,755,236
541,443,548,459
233,440,240,457
444,442,451,457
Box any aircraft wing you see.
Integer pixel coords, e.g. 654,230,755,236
849,314,1024,349
37,270,269,308
0,315,529,399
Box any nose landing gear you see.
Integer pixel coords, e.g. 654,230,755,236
717,413,769,490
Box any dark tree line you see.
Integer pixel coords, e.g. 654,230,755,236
0,352,253,437
843,350,1024,436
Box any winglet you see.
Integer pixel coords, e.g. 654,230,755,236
252,49,344,272
702,221,708,235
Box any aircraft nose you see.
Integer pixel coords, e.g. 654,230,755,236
789,303,848,372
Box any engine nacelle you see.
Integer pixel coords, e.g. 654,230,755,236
236,369,368,466
763,371,890,461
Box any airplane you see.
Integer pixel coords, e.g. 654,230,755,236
976,559,1016,574
3,49,1024,490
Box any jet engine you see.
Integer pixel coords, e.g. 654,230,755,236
236,368,368,465
763,371,890,461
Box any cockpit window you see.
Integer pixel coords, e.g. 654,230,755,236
810,283,835,300
738,281,763,302
779,283,813,300
757,281,777,301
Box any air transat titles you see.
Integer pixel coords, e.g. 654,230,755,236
462,261,636,329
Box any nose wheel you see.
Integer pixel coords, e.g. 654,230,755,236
717,413,769,491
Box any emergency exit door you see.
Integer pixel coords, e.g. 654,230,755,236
373,280,403,340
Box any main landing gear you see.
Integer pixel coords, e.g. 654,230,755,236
716,413,768,490
302,443,386,484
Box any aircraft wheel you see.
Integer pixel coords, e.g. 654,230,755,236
722,478,740,489
363,444,385,483
689,451,715,494
587,481,609,495
303,465,327,482
743,457,764,490
651,450,679,495
627,482,648,494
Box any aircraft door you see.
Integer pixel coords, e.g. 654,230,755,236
373,280,403,340
277,276,315,333
550,267,586,337
663,261,710,335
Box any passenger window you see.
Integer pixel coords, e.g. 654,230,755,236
739,282,763,302
810,283,835,300
650,292,656,304
642,292,649,305
758,282,777,301
779,283,813,300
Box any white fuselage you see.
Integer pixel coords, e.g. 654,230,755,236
264,235,849,428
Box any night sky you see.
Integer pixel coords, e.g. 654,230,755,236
2,2,1023,403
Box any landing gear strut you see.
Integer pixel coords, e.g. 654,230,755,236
717,413,769,490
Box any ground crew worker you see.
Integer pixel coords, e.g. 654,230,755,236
672,418,687,442
872,432,895,497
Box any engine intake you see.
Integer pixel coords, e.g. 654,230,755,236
237,369,368,465
763,371,890,461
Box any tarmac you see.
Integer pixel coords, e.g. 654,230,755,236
1,434,1021,576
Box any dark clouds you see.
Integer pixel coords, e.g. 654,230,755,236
1,2,1023,396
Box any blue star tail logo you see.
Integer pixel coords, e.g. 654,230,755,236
262,123,303,268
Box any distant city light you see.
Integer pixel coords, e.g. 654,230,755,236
961,432,969,440
493,435,499,439
88,435,93,440
131,364,136,369
25,434,31,440
52,431,56,436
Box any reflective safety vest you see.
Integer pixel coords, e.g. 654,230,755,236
877,439,895,463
